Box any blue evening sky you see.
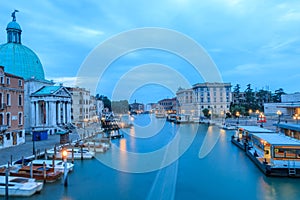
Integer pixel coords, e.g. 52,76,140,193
0,0,300,104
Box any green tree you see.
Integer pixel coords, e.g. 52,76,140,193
202,108,210,118
272,88,285,103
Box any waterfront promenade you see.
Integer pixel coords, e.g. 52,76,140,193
0,124,102,166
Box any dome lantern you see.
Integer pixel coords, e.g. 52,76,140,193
6,10,22,44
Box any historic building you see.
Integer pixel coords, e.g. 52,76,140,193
176,82,232,118
158,98,177,113
0,11,72,135
0,66,25,148
129,100,144,114
264,93,300,116
67,87,91,127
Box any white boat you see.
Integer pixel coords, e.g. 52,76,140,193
220,123,236,130
84,141,110,153
27,160,74,173
175,114,190,124
48,148,95,159
0,175,43,197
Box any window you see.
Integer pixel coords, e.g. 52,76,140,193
18,79,22,87
18,131,23,138
18,113,22,125
6,133,10,140
6,77,10,85
6,93,10,106
0,76,4,84
18,95,22,106
6,113,10,126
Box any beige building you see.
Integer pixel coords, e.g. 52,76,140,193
176,82,232,119
67,87,91,126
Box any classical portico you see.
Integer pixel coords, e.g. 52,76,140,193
30,86,72,134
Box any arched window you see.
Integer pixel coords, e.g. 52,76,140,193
6,113,10,126
0,113,3,125
18,94,22,106
6,93,10,106
18,112,22,125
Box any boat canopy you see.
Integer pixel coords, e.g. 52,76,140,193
251,133,300,146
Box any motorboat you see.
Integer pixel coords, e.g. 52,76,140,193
48,148,95,160
27,160,74,173
0,175,43,197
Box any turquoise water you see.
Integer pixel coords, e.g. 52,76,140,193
11,114,300,200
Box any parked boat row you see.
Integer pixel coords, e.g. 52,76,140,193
231,125,300,177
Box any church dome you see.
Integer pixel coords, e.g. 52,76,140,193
0,43,45,80
0,11,45,80
6,21,21,30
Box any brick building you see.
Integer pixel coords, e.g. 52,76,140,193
0,66,25,148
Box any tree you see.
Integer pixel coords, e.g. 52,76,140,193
96,94,111,111
272,88,285,103
202,108,210,118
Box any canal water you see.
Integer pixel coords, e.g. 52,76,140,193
11,114,300,200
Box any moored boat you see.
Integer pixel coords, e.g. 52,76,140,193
0,175,43,197
175,114,190,124
231,126,275,151
27,160,74,173
246,133,300,177
48,148,95,160
9,165,62,183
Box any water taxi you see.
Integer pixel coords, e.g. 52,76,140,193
0,175,43,197
231,126,275,151
246,133,300,177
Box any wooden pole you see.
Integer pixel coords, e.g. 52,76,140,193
43,162,46,182
10,155,12,165
30,162,33,178
52,155,55,170
21,156,24,166
45,149,47,160
94,141,96,153
81,145,83,160
5,166,9,200
71,147,74,164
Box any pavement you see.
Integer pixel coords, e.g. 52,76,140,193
0,124,102,166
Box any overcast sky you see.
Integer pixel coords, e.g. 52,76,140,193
0,0,300,103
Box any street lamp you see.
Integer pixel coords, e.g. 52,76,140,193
293,114,300,124
259,112,265,127
62,149,68,187
276,110,282,124
236,111,240,125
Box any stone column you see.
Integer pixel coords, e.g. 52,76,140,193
67,102,71,123
50,101,56,126
35,101,39,126
31,101,35,127
57,102,62,124
62,101,66,124
45,101,49,126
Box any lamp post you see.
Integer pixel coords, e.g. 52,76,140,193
62,149,68,187
276,110,282,124
293,114,300,124
259,112,265,127
236,111,240,125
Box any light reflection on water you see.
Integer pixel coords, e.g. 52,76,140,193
12,114,300,200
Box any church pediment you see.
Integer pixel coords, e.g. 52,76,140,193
31,86,71,98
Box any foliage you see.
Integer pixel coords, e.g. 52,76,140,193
96,94,111,111
111,100,129,114
202,108,210,118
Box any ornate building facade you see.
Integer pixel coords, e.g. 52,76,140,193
176,82,232,119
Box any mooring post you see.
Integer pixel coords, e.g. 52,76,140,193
43,161,46,183
5,165,9,200
81,145,83,160
10,155,12,165
30,162,33,178
71,147,74,164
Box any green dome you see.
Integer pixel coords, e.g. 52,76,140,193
6,21,21,30
0,43,45,80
